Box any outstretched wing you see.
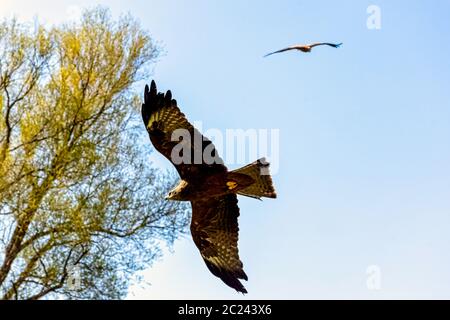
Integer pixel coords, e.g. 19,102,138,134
264,45,300,57
142,80,227,180
190,194,248,293
310,42,343,49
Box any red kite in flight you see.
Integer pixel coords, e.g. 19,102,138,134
264,42,342,57
142,80,277,293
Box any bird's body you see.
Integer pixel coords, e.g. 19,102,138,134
264,42,342,57
166,171,255,202
142,81,276,293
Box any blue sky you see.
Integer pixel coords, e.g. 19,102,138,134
2,0,450,299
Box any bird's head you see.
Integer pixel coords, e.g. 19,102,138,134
165,180,188,201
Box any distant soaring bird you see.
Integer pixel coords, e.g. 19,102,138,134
142,80,277,293
264,42,343,57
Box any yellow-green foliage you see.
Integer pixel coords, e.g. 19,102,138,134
0,7,188,300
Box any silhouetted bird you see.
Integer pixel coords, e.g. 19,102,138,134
264,42,342,57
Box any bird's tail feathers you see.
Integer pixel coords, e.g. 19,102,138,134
231,158,277,199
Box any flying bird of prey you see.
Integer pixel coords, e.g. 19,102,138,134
142,80,277,293
264,42,343,57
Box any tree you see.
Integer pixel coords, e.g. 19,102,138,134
0,7,189,299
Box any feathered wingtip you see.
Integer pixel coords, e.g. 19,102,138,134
204,260,248,294
142,80,157,126
142,80,179,127
336,43,343,48
144,80,176,107
144,80,157,102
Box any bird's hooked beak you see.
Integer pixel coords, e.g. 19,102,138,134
165,190,175,200
166,180,187,201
